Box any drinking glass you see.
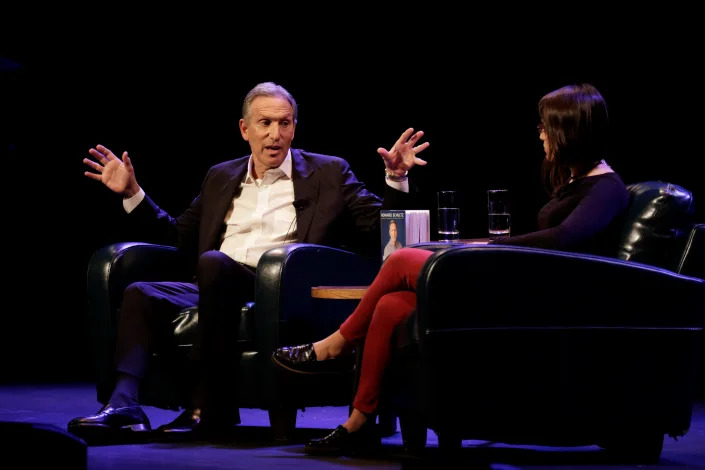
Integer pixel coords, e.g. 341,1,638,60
437,191,460,241
487,189,511,239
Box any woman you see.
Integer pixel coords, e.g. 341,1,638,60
272,83,630,456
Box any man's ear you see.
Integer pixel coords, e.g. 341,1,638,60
239,118,249,141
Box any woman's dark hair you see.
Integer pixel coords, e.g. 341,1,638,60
539,83,609,195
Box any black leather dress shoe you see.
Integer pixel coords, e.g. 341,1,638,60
305,423,381,456
157,409,238,440
272,344,353,374
157,409,201,434
67,404,151,439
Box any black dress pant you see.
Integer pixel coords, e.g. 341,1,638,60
114,250,256,415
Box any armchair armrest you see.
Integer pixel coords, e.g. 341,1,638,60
86,242,190,402
87,242,191,320
417,245,705,332
254,243,380,354
408,241,467,253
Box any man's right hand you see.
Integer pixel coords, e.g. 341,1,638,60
83,144,141,198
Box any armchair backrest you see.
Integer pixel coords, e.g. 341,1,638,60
616,181,695,271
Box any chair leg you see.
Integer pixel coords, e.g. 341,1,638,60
268,407,298,441
378,411,398,437
399,413,427,454
600,430,664,464
437,429,462,451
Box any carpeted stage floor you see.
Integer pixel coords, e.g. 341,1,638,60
1,382,704,469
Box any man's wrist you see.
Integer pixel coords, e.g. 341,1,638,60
123,187,145,214
122,183,142,199
385,169,408,182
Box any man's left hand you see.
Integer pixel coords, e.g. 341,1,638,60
378,128,429,177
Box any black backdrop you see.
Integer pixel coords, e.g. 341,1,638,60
1,37,701,382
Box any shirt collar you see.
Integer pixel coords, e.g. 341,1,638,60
245,149,293,183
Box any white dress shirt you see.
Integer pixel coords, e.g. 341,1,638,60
218,151,296,267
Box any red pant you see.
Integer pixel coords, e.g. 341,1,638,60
339,247,433,414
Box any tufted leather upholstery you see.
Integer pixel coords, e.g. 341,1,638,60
86,242,380,438
616,181,695,270
385,181,704,463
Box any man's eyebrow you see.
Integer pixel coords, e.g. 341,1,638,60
258,112,292,119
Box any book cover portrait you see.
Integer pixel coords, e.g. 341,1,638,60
381,210,429,262
382,217,405,261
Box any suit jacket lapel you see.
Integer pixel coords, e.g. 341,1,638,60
291,149,320,243
202,158,249,251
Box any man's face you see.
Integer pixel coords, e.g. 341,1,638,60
239,95,296,178
389,222,398,242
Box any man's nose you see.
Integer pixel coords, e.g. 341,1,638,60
269,123,281,140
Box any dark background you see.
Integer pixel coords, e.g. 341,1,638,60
1,32,702,383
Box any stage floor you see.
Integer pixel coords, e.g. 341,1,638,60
1,382,704,469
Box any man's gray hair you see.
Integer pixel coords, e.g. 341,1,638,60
242,82,298,123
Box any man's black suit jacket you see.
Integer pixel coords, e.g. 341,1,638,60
129,148,409,269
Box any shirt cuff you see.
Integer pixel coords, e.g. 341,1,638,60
385,178,409,193
123,188,145,214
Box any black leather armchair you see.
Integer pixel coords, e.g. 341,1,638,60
385,181,705,463
86,242,380,438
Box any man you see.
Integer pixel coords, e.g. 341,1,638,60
68,82,429,440
383,219,403,260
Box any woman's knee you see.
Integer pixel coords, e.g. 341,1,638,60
370,292,416,329
384,247,430,270
385,247,413,265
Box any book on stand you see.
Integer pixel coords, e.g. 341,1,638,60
380,210,430,261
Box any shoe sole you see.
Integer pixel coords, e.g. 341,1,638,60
304,445,346,456
270,354,352,375
68,424,152,445
69,423,151,432
304,443,382,457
